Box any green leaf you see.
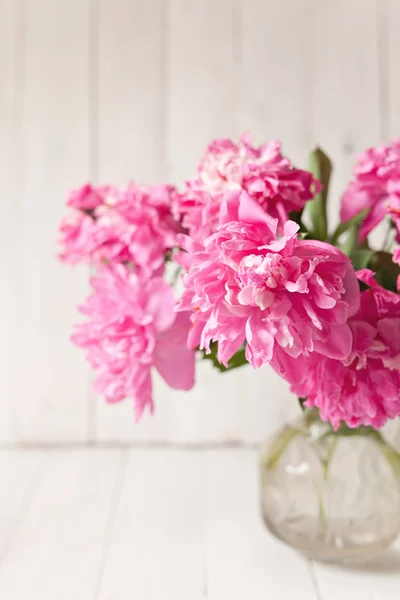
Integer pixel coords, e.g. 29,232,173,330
351,248,373,271
298,397,307,413
200,342,248,373
331,208,369,246
306,147,332,241
369,251,400,292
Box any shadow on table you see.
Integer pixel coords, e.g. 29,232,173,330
337,547,400,575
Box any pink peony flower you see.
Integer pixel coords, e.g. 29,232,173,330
340,139,400,240
72,265,195,419
289,270,400,429
59,183,180,277
176,191,360,370
174,134,319,241
67,183,115,211
58,208,129,266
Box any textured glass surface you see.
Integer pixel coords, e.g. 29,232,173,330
260,413,400,564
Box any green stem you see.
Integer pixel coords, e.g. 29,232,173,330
262,426,299,470
318,435,339,536
322,435,339,480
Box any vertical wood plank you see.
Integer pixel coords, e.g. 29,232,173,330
96,449,205,599
0,451,44,556
203,450,318,599
167,0,236,183
309,0,381,227
237,0,311,164
95,0,171,442
13,0,91,441
97,0,166,183
0,0,17,441
386,0,400,137
0,450,124,599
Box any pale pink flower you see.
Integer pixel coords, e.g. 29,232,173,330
340,139,400,240
72,265,195,419
67,183,115,212
176,191,360,370
58,208,130,266
289,270,400,429
174,134,319,241
59,183,180,277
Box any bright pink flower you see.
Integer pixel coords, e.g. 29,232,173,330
340,139,400,240
72,265,195,419
59,183,180,277
176,191,360,370
288,270,400,429
174,134,319,241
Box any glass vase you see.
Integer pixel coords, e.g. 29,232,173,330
260,411,400,564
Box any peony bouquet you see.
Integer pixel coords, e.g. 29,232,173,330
59,135,400,431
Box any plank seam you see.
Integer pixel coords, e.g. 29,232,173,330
0,440,262,450
92,448,130,600
308,560,323,600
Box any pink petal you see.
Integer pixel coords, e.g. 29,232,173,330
245,313,274,368
314,323,353,360
145,278,176,333
237,191,278,234
154,312,195,390
217,334,246,367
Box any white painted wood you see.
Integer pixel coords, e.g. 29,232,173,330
309,0,381,229
95,0,171,443
0,449,123,600
13,0,91,442
386,0,400,137
2,0,397,443
96,448,317,599
96,448,205,599
237,0,311,165
311,538,400,600
0,448,398,597
202,449,318,599
0,450,44,557
167,0,236,183
0,0,17,442
97,0,166,184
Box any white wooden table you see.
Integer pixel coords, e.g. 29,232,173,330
0,448,398,599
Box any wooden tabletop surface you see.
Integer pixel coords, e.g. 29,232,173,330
0,447,398,599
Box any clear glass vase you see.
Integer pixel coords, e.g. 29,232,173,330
260,411,400,564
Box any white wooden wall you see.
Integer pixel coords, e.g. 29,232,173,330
1,0,399,444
